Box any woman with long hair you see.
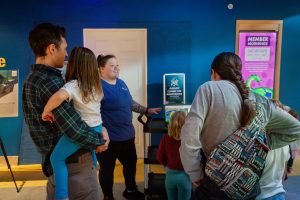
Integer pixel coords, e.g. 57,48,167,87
180,52,300,200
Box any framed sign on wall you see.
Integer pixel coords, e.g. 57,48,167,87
0,69,18,117
236,20,283,100
163,73,185,105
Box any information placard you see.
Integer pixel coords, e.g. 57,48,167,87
0,70,18,117
238,32,277,99
163,73,185,105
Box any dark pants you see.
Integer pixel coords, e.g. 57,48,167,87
192,173,258,200
191,173,231,200
97,138,137,197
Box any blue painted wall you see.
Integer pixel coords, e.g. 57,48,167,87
1,0,300,155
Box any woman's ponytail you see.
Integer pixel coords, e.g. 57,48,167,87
211,52,256,127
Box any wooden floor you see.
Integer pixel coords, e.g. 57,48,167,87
0,159,156,200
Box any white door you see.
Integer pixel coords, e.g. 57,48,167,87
83,29,147,158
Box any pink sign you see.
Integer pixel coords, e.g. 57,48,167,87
238,32,277,99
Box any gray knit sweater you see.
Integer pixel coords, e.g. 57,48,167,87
180,80,300,182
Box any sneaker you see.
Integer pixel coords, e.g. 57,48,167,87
122,189,145,200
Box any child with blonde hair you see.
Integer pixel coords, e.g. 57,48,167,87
157,111,192,200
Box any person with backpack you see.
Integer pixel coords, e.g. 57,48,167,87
179,52,300,200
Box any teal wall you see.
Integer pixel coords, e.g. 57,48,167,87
1,0,300,155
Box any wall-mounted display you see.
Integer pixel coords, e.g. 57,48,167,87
0,70,18,117
163,73,185,105
235,20,283,100
238,32,277,99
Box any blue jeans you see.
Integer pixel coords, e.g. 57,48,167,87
261,193,285,200
50,125,102,199
165,168,192,200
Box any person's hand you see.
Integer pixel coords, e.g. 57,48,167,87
102,127,110,148
95,145,107,153
42,111,55,123
147,107,162,115
192,180,203,187
96,127,110,153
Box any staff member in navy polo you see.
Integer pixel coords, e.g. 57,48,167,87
97,54,161,200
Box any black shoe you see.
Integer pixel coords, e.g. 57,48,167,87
122,189,145,200
103,195,115,200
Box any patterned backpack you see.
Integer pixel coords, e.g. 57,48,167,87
205,101,269,200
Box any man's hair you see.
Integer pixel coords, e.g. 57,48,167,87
28,23,66,57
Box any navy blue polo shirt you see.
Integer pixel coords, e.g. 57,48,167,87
101,78,135,141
